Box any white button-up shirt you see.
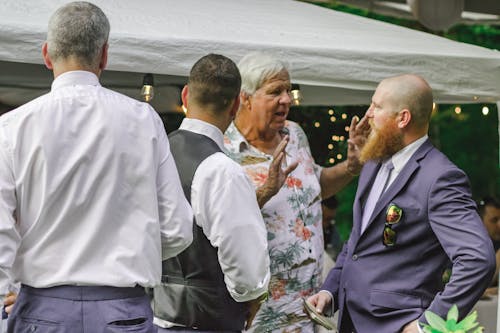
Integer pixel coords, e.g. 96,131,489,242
154,118,270,328
0,70,193,297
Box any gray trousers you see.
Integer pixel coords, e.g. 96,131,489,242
8,284,156,333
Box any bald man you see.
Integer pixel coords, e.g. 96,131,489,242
308,74,495,333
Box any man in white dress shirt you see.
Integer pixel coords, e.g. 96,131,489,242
152,54,289,332
0,2,193,332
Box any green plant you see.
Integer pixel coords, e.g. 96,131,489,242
421,304,484,333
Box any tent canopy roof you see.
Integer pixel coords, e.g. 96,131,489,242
1,0,500,110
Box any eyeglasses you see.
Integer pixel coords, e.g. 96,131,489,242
382,203,403,247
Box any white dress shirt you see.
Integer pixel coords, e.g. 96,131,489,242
155,118,270,328
0,70,193,297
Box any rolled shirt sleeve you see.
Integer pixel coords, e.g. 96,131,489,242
192,153,270,302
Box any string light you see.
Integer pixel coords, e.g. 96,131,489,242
329,158,335,164
314,122,320,128
328,109,334,115
328,144,333,150
432,102,438,116
482,106,489,115
141,73,155,102
330,116,336,122
339,136,345,141
345,126,350,132
341,113,347,119
290,84,302,106
454,106,461,114
336,153,343,159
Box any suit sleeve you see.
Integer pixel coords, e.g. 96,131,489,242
321,236,349,311
422,167,495,321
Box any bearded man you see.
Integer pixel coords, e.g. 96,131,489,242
307,74,495,333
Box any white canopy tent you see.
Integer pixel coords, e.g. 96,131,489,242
0,0,500,112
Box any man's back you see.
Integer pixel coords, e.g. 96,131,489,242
0,70,190,289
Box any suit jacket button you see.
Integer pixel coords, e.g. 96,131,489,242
352,254,358,261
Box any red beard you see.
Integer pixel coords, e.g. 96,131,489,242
360,120,404,163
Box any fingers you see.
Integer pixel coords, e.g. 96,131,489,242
245,302,261,330
3,293,16,314
306,294,319,307
283,161,298,176
271,151,285,169
349,115,359,132
357,114,371,133
347,139,356,151
272,135,289,160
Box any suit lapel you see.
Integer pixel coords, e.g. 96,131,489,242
356,139,434,242
352,161,380,239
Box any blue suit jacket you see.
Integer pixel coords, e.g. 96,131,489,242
321,139,495,333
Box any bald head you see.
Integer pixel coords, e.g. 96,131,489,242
378,74,433,130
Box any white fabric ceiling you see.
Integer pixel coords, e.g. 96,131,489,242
1,0,500,111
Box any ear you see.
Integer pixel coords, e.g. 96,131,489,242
229,95,241,118
99,43,108,70
42,42,53,70
240,91,251,111
397,109,411,129
181,85,189,109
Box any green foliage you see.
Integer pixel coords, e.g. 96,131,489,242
421,305,483,333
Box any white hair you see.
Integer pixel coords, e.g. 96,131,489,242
237,52,289,95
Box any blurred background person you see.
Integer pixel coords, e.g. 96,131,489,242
478,196,500,296
224,51,369,333
322,196,343,260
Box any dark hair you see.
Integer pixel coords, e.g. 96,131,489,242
478,196,500,217
321,195,338,210
188,54,241,113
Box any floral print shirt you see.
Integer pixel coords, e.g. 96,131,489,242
225,120,324,333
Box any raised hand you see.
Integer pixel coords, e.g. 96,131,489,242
256,135,298,208
346,113,371,175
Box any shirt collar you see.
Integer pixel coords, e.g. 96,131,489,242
225,121,251,153
51,70,100,91
179,118,226,152
389,135,428,173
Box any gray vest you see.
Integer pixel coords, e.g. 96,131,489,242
153,129,249,331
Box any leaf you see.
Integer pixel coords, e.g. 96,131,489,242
456,311,479,331
447,304,459,322
425,311,448,332
445,319,457,331
421,324,443,333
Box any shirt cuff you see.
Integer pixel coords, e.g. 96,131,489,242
417,321,424,333
319,290,334,316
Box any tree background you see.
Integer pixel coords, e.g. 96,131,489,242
289,2,500,240
162,3,500,241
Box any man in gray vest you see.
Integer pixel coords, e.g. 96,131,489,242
153,54,278,332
